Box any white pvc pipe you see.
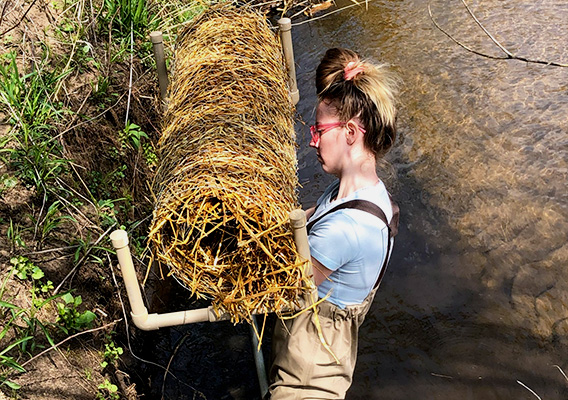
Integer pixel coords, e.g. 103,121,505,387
289,209,316,305
110,230,228,330
150,31,169,101
278,18,300,105
289,209,311,272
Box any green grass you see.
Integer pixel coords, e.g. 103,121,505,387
0,0,212,395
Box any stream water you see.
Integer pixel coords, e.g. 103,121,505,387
134,1,568,398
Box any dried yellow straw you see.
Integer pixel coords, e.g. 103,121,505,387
148,5,312,323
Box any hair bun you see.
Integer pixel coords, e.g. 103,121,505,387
344,61,365,81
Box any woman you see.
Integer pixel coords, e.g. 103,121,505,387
269,48,400,399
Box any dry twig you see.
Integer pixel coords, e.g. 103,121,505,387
0,0,39,37
19,319,122,369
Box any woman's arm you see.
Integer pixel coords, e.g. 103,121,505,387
311,257,333,286
303,205,332,285
305,206,316,220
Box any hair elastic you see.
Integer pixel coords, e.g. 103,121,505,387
344,61,365,81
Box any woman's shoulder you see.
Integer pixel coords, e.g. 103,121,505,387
311,180,393,223
350,181,393,220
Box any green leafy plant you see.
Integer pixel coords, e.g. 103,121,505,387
0,51,71,201
30,200,76,247
56,293,96,334
6,218,26,250
0,335,31,390
0,174,18,195
9,140,69,197
10,256,44,281
100,340,123,368
35,280,54,295
0,51,64,136
98,0,148,39
119,122,148,151
2,260,60,357
97,199,124,228
72,234,114,267
92,75,111,102
142,142,157,167
96,378,120,400
10,255,54,297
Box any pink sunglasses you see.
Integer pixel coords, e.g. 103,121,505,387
309,122,366,146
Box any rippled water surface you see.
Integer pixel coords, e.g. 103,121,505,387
138,1,568,398
293,0,567,398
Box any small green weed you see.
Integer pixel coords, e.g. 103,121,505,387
97,378,120,400
142,142,157,167
30,200,76,247
8,140,69,198
0,335,29,390
97,199,123,229
92,75,111,102
6,219,26,251
9,256,53,300
10,256,43,281
0,174,18,195
98,0,148,39
2,258,60,362
56,293,96,334
119,122,148,151
100,340,123,368
0,51,65,135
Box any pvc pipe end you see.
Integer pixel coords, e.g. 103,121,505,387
290,209,306,228
278,18,292,31
290,90,300,105
110,230,129,249
150,31,163,44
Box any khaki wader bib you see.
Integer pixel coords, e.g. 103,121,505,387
269,286,378,400
269,195,399,400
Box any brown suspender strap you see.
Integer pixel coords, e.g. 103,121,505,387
306,197,400,289
306,199,398,237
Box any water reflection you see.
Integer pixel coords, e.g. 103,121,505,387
293,0,567,398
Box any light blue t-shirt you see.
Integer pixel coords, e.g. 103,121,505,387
308,180,394,308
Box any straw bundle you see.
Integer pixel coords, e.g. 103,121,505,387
148,6,311,323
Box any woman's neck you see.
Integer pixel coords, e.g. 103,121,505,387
335,156,379,200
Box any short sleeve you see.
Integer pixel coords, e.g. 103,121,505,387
308,212,359,271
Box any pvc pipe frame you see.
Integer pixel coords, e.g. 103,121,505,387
150,24,299,106
277,18,300,105
150,31,169,101
110,209,312,331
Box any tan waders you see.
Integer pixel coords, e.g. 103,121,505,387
269,286,378,400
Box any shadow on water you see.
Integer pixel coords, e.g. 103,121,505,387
127,274,268,400
348,171,568,400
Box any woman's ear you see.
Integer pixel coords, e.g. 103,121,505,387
345,120,359,145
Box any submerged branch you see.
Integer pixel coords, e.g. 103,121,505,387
428,1,568,67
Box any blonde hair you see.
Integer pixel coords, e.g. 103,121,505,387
315,48,399,157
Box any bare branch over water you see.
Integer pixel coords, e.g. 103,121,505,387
428,0,568,67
